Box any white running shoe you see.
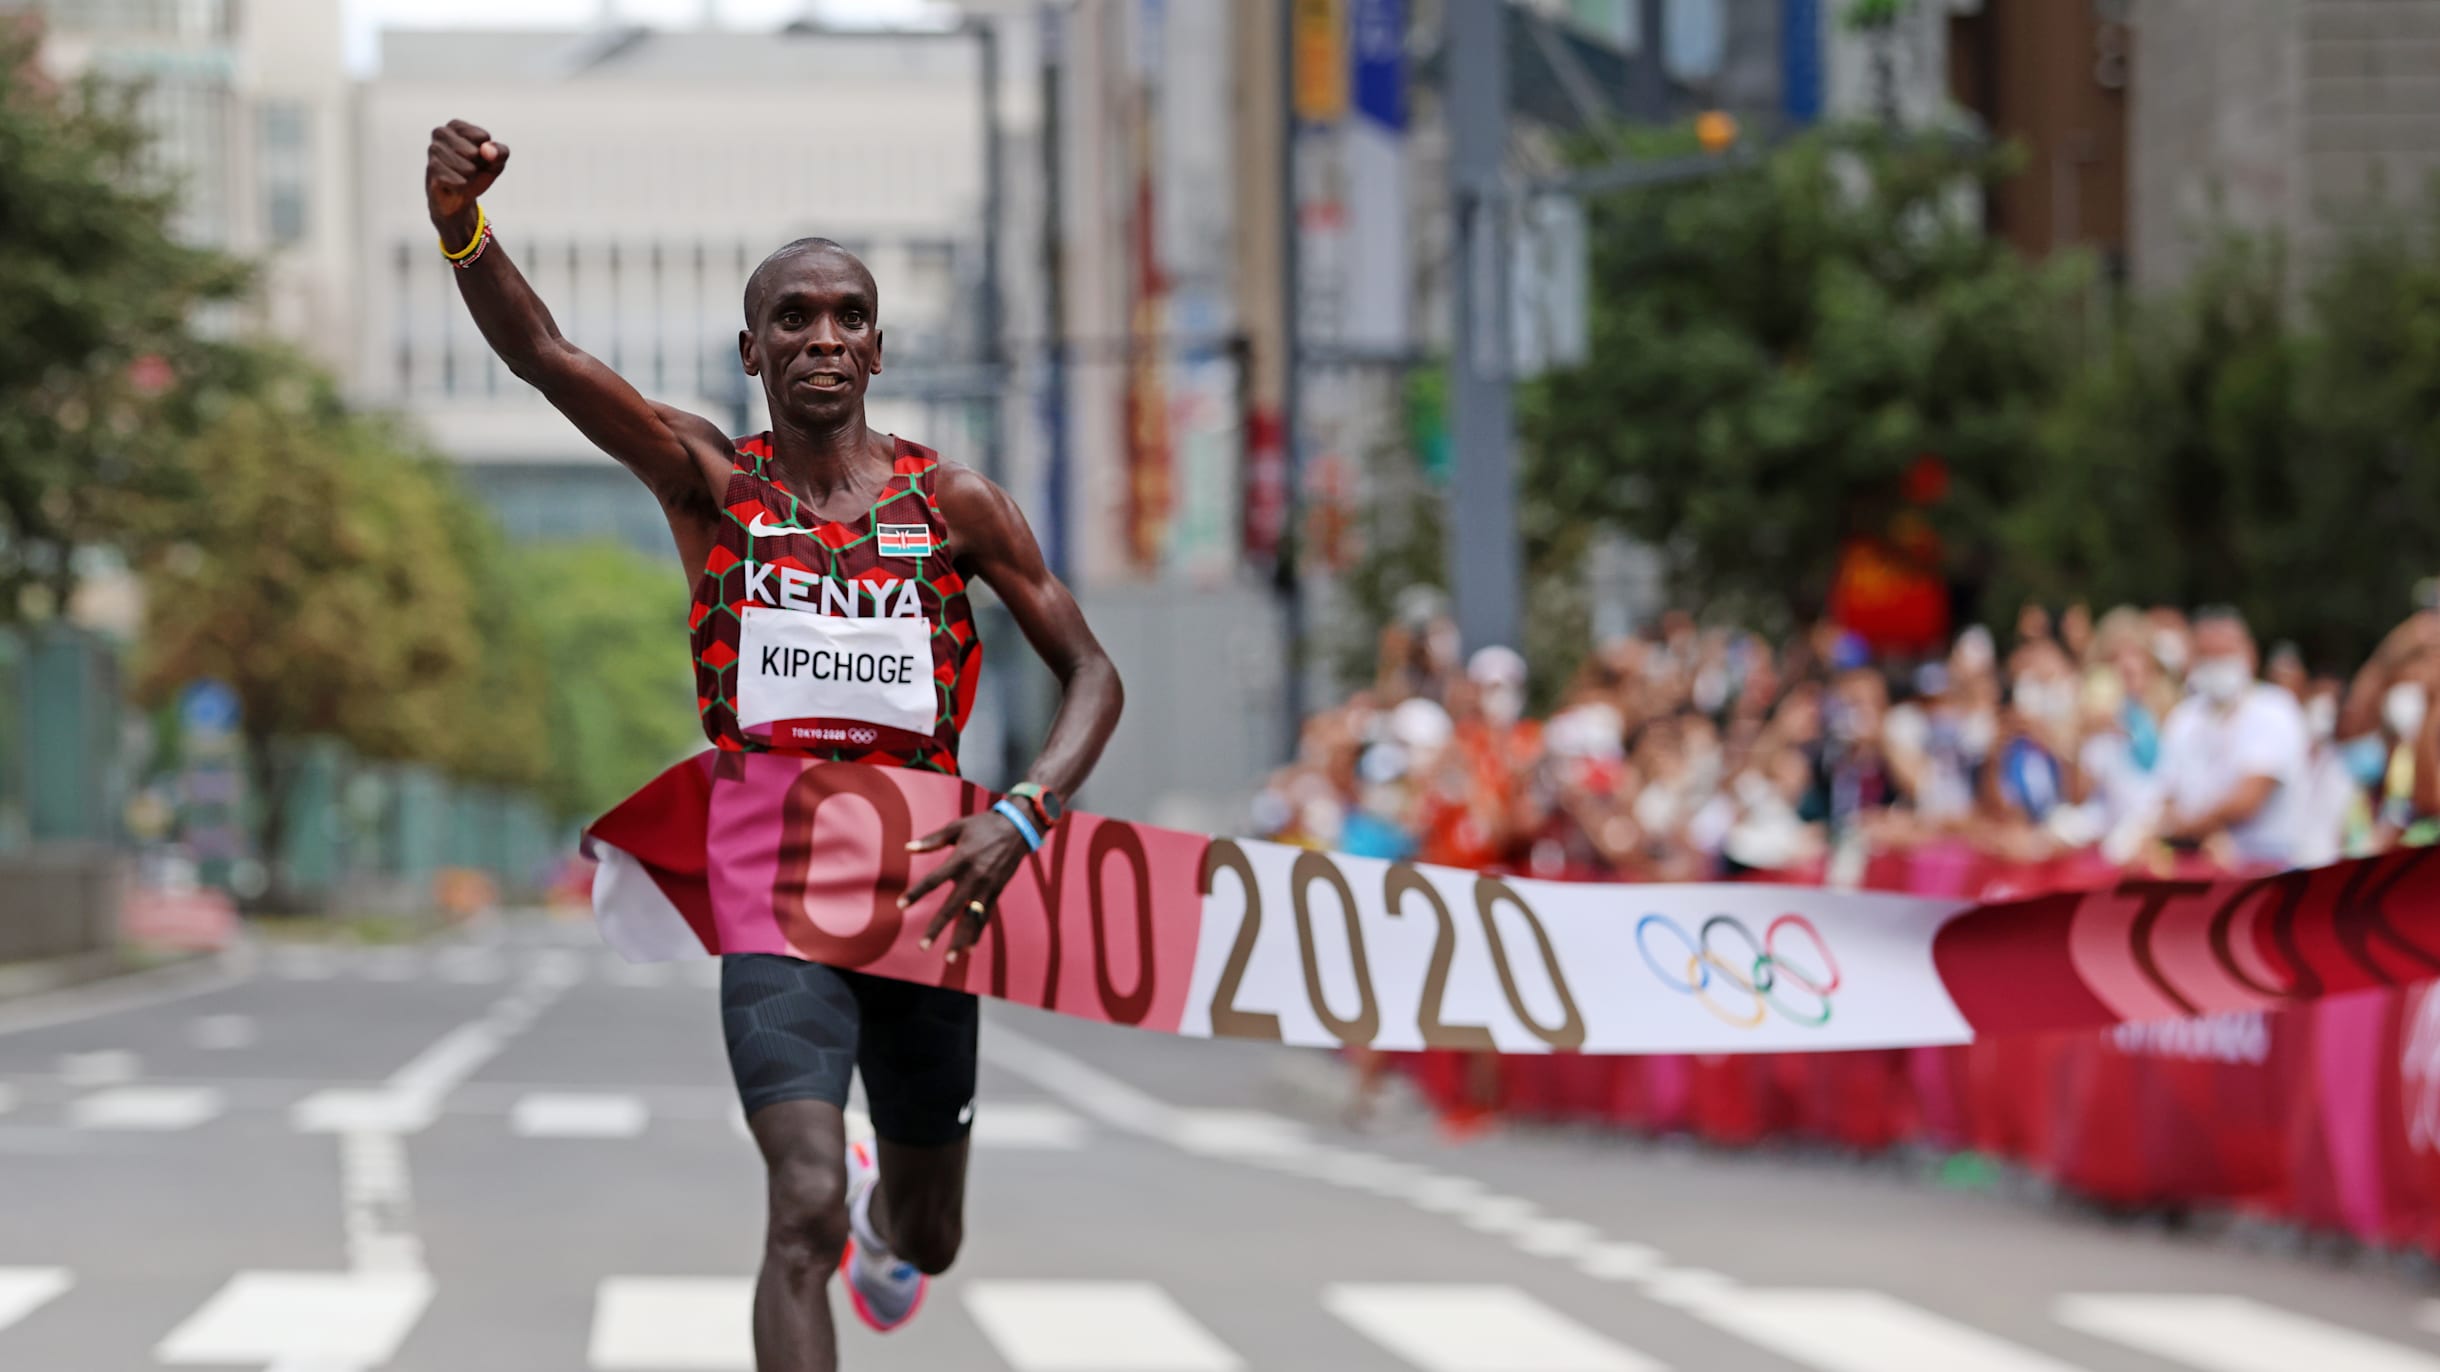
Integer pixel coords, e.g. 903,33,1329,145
842,1140,927,1333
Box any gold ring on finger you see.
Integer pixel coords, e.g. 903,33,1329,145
968,900,988,915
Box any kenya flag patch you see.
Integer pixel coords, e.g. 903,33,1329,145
877,523,934,558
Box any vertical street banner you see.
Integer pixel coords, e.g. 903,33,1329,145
588,755,2440,1056
1122,0,1173,570
1341,0,1409,354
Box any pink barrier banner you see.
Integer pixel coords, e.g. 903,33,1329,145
586,753,2440,1055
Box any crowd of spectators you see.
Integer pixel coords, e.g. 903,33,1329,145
1253,590,2440,884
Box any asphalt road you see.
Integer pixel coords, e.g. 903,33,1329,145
5,912,2440,1371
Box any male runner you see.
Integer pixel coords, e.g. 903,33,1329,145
426,120,1124,1371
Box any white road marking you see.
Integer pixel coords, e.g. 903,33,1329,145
1324,1283,1662,1372
1576,1242,1665,1282
1512,1218,1601,1258
1641,1268,1738,1308
1409,1176,1491,1213
1165,1109,1309,1158
971,1101,1088,1149
1309,1150,1418,1191
70,1085,224,1131
297,966,576,1296
1692,1288,2088,1372
1456,1194,1543,1234
189,1013,258,1050
340,1129,425,1273
965,1281,1242,1371
2060,1293,2440,1372
292,1090,436,1135
0,1268,71,1335
513,1093,650,1139
589,1276,753,1370
155,1270,433,1365
978,1029,1178,1134
56,1050,138,1087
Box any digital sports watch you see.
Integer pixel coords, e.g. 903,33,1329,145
990,783,1065,853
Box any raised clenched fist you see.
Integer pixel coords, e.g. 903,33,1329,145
426,119,511,225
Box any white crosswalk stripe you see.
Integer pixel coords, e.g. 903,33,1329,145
1690,1288,2086,1372
2059,1293,2440,1372
589,1277,753,1370
971,1101,1089,1149
10,1262,2440,1372
56,1049,138,1086
156,1270,433,1366
0,1268,71,1336
966,1281,1243,1371
69,1085,224,1131
513,1092,650,1139
1324,1283,1663,1372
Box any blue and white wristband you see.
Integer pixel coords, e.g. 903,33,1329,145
991,797,1044,852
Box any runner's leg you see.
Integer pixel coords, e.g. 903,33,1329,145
747,1102,850,1371
848,972,978,1275
723,954,864,1372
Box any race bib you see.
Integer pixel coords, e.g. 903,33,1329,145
735,605,934,738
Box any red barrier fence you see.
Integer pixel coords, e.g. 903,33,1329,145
1396,843,2440,1251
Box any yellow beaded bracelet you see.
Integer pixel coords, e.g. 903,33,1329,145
439,205,490,261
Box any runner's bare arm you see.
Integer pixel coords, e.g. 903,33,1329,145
425,120,731,513
903,465,1125,960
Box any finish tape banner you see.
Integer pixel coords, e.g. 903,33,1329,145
585,753,2440,1054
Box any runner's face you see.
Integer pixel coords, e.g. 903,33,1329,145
742,253,884,427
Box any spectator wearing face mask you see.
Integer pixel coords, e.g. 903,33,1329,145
2294,676,2379,867
2383,654,2440,847
2152,608,2313,868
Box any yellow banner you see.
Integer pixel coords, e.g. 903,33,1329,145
1293,0,1348,123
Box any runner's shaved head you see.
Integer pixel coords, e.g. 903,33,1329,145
744,237,879,322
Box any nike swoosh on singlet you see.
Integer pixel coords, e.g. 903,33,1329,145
746,515,822,538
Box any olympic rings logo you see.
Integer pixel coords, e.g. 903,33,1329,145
847,727,878,746
1634,913,1843,1029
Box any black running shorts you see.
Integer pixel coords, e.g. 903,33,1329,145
719,953,979,1147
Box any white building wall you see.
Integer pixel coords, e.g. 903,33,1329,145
33,0,356,365
355,27,992,474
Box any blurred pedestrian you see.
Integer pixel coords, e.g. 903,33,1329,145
2151,608,2311,868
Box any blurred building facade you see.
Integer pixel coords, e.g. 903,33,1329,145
24,0,356,368
2129,0,2440,291
1945,0,2131,272
353,23,1006,553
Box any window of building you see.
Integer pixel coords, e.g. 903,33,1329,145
259,102,310,247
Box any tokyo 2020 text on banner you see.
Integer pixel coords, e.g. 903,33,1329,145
586,753,2440,1055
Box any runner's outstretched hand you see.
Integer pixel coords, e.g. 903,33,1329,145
902,811,1032,962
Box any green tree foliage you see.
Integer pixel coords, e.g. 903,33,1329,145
0,25,245,619
125,368,557,895
1520,126,2094,638
1995,241,2298,629
512,542,698,822
2004,208,2440,666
